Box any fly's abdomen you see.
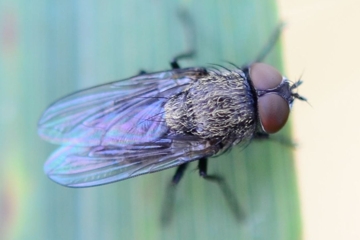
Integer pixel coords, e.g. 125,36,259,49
164,70,256,141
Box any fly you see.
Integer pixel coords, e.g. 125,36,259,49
38,22,306,188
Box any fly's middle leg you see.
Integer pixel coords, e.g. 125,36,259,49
198,158,243,221
170,51,195,69
170,9,196,70
198,157,222,180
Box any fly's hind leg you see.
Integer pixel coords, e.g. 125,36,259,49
198,158,243,221
171,163,189,184
160,163,189,225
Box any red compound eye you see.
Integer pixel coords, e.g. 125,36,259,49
250,63,290,133
257,94,289,133
250,63,283,90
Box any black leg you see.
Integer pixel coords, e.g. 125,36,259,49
170,9,196,69
170,51,195,69
242,22,285,69
138,70,147,75
198,157,208,177
253,132,270,140
160,183,176,226
197,158,243,221
171,163,188,185
253,22,285,63
160,163,189,226
254,132,296,148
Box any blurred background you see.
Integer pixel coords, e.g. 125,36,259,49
0,0,358,240
279,0,360,239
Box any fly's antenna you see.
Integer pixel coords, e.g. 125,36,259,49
291,80,307,101
290,70,308,104
290,79,310,108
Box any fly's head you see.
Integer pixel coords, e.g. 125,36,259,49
249,63,306,134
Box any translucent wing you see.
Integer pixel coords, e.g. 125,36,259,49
38,68,205,147
39,67,215,186
44,136,220,187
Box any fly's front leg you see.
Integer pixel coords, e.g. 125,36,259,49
242,22,285,69
254,132,296,148
253,132,270,140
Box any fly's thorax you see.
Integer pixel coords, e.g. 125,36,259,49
164,69,256,142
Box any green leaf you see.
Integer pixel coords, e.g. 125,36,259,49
0,1,301,239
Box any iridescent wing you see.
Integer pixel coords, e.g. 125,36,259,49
44,136,220,187
39,67,219,187
38,68,205,147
